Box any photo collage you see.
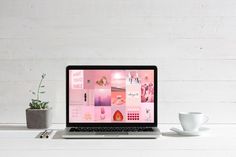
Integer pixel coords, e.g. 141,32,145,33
69,70,155,123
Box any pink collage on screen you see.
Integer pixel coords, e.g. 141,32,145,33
69,70,155,123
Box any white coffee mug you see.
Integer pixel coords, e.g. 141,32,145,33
179,112,209,131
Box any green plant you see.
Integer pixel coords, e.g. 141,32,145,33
29,73,49,109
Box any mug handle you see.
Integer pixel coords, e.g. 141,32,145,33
202,115,209,125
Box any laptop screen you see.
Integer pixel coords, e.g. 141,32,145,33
68,68,156,124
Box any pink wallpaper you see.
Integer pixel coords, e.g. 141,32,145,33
69,70,155,123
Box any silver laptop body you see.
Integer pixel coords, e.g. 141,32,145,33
63,65,160,139
63,127,160,139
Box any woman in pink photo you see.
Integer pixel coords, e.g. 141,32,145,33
141,83,154,102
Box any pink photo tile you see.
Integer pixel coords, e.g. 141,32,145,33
140,70,154,103
69,89,85,105
141,84,154,103
94,89,111,106
80,106,95,122
111,91,126,106
94,106,111,122
84,89,95,106
126,84,141,106
111,106,126,122
138,70,154,84
69,70,84,89
69,89,94,106
126,106,140,122
140,103,154,122
69,105,82,122
83,70,95,89
94,70,111,89
125,70,141,85
111,70,126,90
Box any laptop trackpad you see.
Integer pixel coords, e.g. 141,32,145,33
95,132,128,135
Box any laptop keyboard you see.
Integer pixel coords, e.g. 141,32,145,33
69,127,153,132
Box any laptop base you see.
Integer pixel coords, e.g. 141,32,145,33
62,127,160,139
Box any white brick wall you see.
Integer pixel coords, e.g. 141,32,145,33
0,0,236,124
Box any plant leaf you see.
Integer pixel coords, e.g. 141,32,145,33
32,99,41,103
29,100,49,109
40,91,46,94
42,73,46,78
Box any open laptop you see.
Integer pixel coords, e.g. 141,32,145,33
62,65,160,138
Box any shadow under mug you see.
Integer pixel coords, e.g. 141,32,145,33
179,112,209,131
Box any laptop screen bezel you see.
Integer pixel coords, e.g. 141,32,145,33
66,65,158,127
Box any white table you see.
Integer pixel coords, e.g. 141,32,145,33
0,124,235,157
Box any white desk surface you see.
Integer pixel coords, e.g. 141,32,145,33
0,124,235,157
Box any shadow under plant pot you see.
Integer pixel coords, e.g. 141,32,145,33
26,108,52,129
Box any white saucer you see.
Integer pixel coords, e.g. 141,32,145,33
170,127,209,136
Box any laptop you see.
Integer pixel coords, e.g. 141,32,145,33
62,65,160,138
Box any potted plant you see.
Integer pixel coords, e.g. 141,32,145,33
26,73,52,129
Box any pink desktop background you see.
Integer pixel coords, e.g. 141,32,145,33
69,70,155,123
